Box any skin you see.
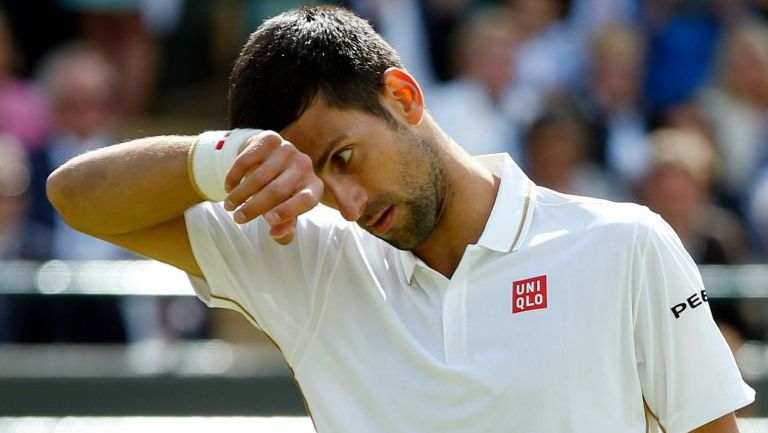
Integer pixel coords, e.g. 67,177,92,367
224,95,450,251
46,68,742,432
223,68,498,277
692,413,740,433
284,105,449,251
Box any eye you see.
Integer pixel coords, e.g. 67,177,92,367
333,148,353,167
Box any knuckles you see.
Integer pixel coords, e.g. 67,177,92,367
264,179,293,201
293,152,313,171
229,131,322,224
246,168,274,190
254,130,282,147
240,130,282,159
294,188,319,208
268,208,286,223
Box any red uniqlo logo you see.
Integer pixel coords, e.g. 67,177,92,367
512,275,547,314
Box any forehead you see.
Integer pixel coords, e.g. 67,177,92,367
280,97,384,164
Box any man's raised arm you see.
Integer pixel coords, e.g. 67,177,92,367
46,131,324,278
46,135,205,276
690,413,741,433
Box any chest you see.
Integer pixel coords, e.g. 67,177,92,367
292,232,647,432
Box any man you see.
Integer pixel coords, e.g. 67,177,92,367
16,43,130,343
47,6,753,433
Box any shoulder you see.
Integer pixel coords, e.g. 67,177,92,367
533,186,657,230
528,186,669,251
527,187,687,276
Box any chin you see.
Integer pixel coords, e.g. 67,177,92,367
382,228,431,251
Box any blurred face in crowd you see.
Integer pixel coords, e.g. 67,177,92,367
639,128,717,235
663,101,712,134
48,51,118,140
526,121,586,191
594,55,640,111
591,26,644,112
641,165,704,233
721,24,768,104
455,7,519,100
463,27,517,99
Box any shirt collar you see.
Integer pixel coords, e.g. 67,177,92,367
399,153,535,283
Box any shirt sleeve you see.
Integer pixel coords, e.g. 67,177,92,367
633,212,754,433
184,201,349,360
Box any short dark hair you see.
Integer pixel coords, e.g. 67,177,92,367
229,5,403,131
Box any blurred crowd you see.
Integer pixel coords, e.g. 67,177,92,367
0,0,766,348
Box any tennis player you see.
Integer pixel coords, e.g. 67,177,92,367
48,6,753,433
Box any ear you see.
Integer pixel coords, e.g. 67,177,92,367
381,67,424,125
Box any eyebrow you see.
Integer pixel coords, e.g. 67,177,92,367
313,133,350,172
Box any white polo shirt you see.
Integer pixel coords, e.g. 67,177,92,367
185,153,754,433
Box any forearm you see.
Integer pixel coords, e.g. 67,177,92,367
47,135,204,236
690,413,740,433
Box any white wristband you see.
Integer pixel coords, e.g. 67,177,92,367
189,128,262,201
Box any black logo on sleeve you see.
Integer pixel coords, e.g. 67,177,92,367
670,290,709,319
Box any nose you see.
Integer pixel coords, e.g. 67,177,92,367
324,178,367,222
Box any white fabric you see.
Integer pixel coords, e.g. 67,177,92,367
191,129,261,202
185,153,753,433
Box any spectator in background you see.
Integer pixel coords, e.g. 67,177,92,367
428,5,521,157
643,0,724,117
659,98,715,136
636,128,749,264
524,103,625,200
8,43,130,343
30,43,129,261
56,0,170,116
24,42,207,346
0,9,51,151
418,0,479,83
698,20,768,208
502,0,585,127
636,127,756,355
580,23,650,184
345,0,437,90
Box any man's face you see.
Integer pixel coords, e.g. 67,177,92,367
281,98,447,250
51,60,116,140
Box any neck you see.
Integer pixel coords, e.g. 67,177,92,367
412,127,500,278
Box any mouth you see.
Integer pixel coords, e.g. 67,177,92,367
366,205,395,236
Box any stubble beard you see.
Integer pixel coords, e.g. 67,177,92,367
367,126,449,251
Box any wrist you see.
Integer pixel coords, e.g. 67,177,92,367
188,128,261,201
